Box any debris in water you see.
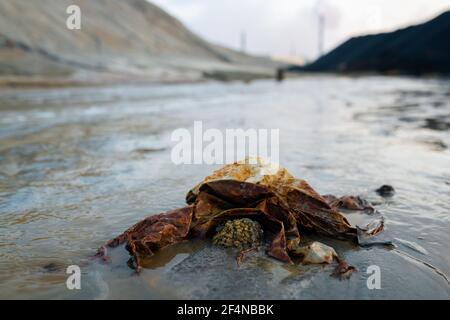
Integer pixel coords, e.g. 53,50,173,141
97,158,385,276
323,195,375,213
291,241,337,264
376,185,395,197
291,241,356,279
236,246,259,267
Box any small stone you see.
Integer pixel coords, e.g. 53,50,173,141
376,185,395,197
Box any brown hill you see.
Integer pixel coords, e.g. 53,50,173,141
0,0,278,85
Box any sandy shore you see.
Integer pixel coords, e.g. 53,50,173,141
0,69,279,88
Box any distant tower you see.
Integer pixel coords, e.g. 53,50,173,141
318,13,325,57
240,31,247,53
290,42,296,56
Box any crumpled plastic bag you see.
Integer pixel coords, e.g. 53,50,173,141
97,159,384,274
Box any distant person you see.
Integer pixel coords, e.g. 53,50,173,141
276,68,285,82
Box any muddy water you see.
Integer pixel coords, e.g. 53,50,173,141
0,76,449,299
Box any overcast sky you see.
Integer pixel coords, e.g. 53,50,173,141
150,0,450,60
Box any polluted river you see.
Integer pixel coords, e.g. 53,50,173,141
0,75,449,299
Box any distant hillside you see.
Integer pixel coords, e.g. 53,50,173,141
0,0,278,85
295,11,450,75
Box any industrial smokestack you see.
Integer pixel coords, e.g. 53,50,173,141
240,31,247,53
318,13,325,56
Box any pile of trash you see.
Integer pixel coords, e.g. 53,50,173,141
97,158,386,277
